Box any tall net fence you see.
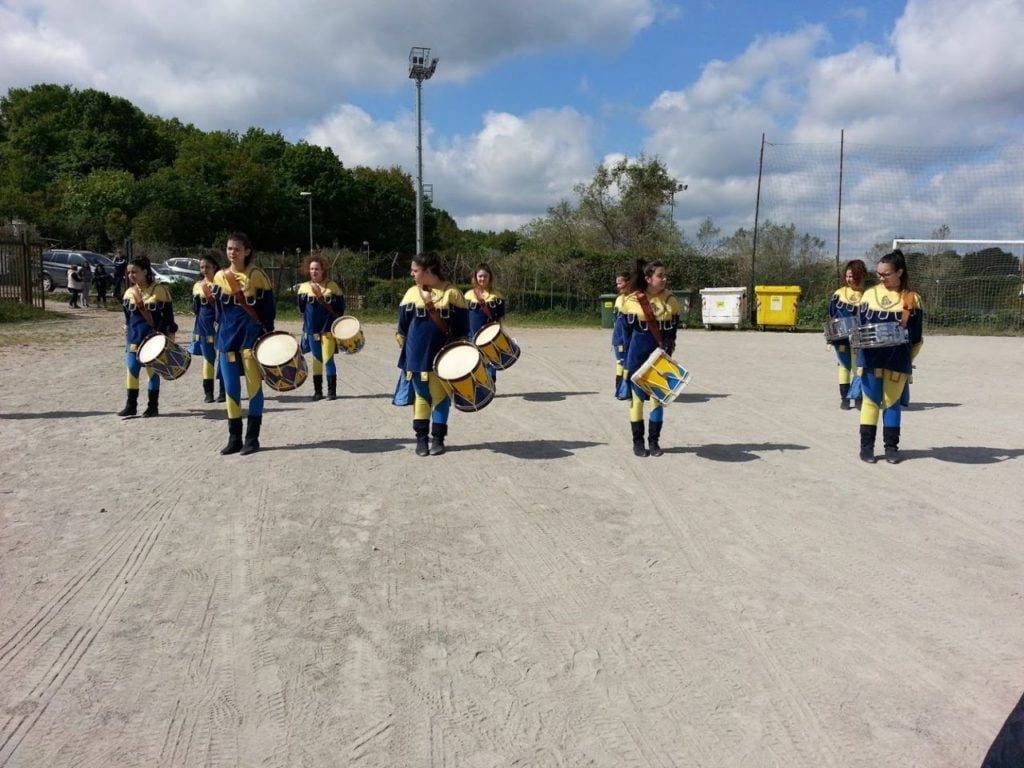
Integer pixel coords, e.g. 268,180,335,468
755,139,1024,332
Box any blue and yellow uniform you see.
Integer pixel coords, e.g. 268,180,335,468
212,265,275,421
615,290,680,445
191,279,222,399
611,293,627,396
395,283,468,453
297,281,345,397
856,284,924,460
828,285,863,406
123,283,177,393
464,286,506,383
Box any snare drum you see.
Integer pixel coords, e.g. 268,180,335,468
473,322,520,370
138,333,191,381
253,332,308,391
822,315,858,342
330,315,365,354
630,348,692,405
433,342,495,412
850,322,908,348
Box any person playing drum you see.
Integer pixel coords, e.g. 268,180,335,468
463,262,506,385
856,249,924,464
828,259,867,410
615,260,680,457
118,257,178,418
191,253,225,404
212,233,276,455
296,255,345,401
395,251,468,456
611,270,631,396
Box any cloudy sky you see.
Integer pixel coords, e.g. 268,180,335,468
3,0,1024,249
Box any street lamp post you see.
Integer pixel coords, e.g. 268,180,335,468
408,47,438,255
363,240,370,258
669,182,687,217
299,191,313,255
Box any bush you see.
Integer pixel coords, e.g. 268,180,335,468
366,278,409,308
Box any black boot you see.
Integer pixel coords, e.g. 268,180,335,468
883,426,902,464
117,389,139,417
311,375,324,401
240,415,262,455
413,419,430,456
429,422,448,456
142,389,159,418
648,420,664,457
221,418,243,455
203,379,215,403
327,375,337,401
859,424,877,464
631,421,648,457
840,383,851,410
216,379,226,403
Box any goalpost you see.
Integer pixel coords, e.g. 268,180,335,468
889,239,1024,331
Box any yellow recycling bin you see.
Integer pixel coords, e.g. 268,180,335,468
755,285,801,330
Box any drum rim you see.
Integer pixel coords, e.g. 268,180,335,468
436,344,484,378
138,332,169,363
331,316,361,335
255,332,300,367
474,322,502,344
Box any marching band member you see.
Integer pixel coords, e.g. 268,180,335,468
828,259,867,410
212,233,275,455
856,249,924,464
395,251,467,456
296,255,345,401
463,262,506,384
615,260,680,457
611,270,631,396
118,257,177,418
190,253,224,403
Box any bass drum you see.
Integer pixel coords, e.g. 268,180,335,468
433,341,495,412
253,331,308,391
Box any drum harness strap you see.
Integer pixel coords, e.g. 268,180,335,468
472,288,494,322
421,287,450,336
899,290,917,328
310,282,341,318
131,285,156,329
222,269,268,333
635,292,665,350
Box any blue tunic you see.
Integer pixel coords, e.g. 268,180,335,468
397,284,468,373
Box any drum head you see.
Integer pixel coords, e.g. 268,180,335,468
474,322,501,345
256,333,299,366
436,343,481,379
138,334,167,364
332,316,360,339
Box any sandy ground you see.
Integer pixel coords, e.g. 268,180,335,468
0,308,1022,767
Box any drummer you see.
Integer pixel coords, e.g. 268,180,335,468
212,233,276,455
395,251,467,456
828,259,867,410
856,249,924,464
191,252,225,404
615,259,680,457
118,257,178,418
463,262,506,385
611,270,631,396
296,254,345,401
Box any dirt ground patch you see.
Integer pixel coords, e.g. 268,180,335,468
1,308,1021,767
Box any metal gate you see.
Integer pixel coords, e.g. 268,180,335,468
0,235,45,309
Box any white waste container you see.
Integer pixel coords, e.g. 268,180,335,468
700,287,747,329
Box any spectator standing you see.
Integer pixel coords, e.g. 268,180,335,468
80,262,93,307
67,264,83,308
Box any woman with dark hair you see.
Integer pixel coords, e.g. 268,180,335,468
612,270,632,396
614,259,680,457
118,257,178,417
190,252,225,403
212,233,276,455
856,249,924,463
296,254,345,401
828,259,867,410
394,251,467,456
463,262,506,384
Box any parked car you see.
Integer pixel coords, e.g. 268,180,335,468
40,250,115,291
162,257,202,280
151,263,192,285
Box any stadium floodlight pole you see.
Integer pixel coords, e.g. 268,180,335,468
409,47,438,255
669,182,687,217
299,191,313,255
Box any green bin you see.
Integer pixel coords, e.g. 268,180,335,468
599,293,618,328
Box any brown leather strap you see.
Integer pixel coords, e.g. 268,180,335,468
132,286,155,328
421,288,449,335
311,282,340,318
222,269,267,332
899,290,916,328
472,287,494,321
635,292,665,349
